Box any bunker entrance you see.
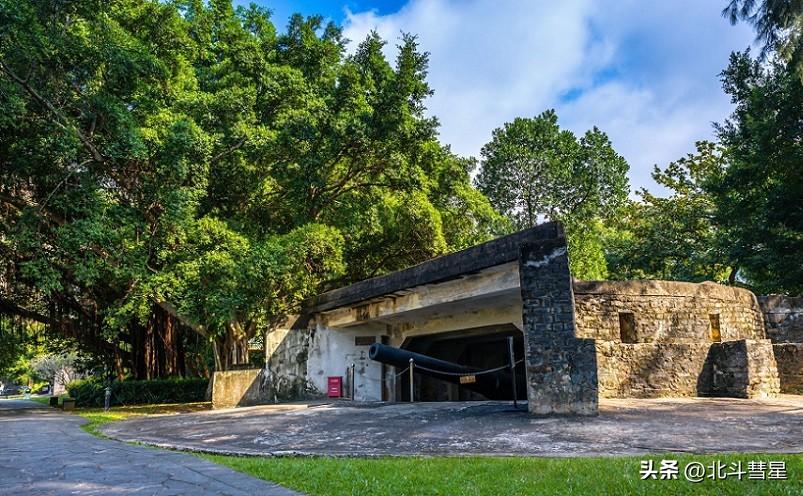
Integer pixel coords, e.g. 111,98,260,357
395,325,526,402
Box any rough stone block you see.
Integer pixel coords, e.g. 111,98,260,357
773,343,803,394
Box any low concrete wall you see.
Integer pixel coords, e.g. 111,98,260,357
212,369,267,409
773,343,803,394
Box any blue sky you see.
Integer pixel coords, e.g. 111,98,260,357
241,1,756,195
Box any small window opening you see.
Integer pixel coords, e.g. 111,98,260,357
709,314,721,342
618,312,637,343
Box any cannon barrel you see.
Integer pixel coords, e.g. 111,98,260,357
368,343,526,400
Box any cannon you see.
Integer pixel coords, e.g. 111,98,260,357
368,342,526,400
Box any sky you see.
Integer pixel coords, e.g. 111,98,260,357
242,0,756,195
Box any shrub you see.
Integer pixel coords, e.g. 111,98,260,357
67,377,209,407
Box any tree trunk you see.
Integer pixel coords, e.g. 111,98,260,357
212,321,251,371
130,305,190,379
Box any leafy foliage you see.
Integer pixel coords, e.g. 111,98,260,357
713,51,803,294
30,352,82,387
67,376,209,407
0,0,503,371
475,110,629,279
724,0,803,76
606,142,733,283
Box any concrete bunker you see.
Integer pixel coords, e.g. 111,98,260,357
221,222,801,414
393,325,527,402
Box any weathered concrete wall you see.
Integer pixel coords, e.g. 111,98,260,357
306,323,386,401
212,369,267,409
519,236,598,415
759,295,803,343
773,343,803,393
264,325,321,400
574,280,765,342
264,321,386,401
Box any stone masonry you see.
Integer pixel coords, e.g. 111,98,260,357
705,339,780,398
573,280,765,343
758,295,803,343
518,235,598,416
758,296,803,394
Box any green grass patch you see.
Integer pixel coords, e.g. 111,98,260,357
27,395,52,406
68,402,212,437
201,453,802,496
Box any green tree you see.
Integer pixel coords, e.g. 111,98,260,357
0,0,503,373
475,110,629,279
713,51,803,294
605,142,733,282
724,0,803,74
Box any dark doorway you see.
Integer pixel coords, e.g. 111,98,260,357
619,312,637,343
396,325,526,401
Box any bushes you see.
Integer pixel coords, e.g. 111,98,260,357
67,377,209,407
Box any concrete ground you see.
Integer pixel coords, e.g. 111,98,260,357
101,396,803,457
0,399,301,496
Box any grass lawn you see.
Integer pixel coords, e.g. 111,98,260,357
27,395,52,406
72,402,211,436
202,454,802,496
27,397,211,436
36,398,801,495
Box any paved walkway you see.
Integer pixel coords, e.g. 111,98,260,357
102,396,803,457
0,399,301,496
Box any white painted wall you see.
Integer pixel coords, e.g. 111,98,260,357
306,322,386,401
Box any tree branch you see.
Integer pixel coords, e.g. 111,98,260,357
0,59,106,164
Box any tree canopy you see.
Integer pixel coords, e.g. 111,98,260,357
605,142,732,283
475,109,629,279
0,0,503,375
713,50,803,294
724,0,803,72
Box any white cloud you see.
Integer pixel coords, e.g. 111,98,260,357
342,0,755,195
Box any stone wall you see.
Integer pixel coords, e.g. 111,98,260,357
595,342,711,398
574,280,765,342
772,343,803,393
757,296,803,394
574,280,780,400
595,339,780,399
705,339,780,399
518,235,598,415
759,295,803,343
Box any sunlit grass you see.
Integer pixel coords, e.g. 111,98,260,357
70,402,211,436
202,453,802,496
